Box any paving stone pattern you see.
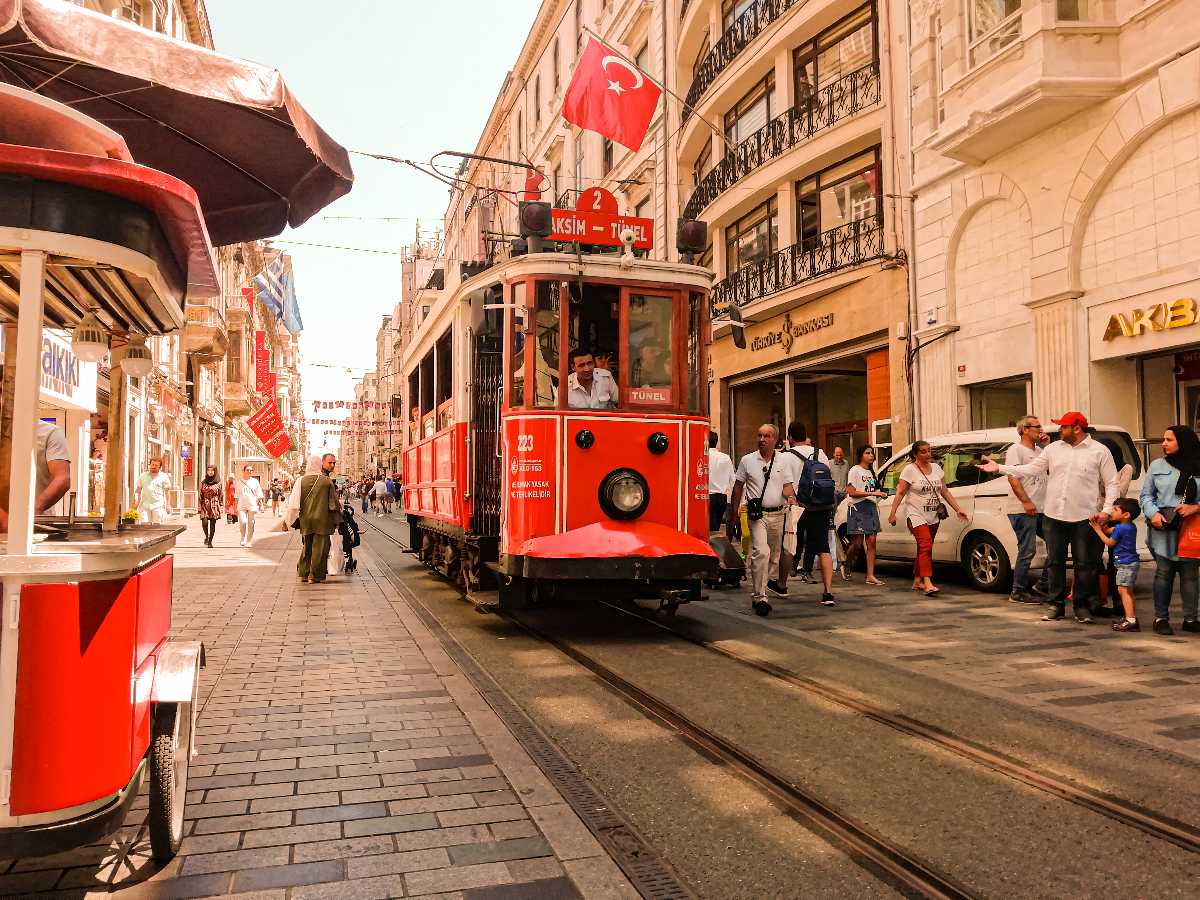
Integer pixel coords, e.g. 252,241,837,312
709,566,1200,760
0,520,633,898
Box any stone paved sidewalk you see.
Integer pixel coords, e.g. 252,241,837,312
0,517,636,899
706,562,1200,761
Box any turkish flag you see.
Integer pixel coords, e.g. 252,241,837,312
563,39,661,152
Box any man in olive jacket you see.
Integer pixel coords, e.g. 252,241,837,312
297,453,340,583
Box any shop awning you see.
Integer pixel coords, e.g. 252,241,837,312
0,0,353,246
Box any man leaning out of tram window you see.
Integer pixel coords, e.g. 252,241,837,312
0,419,72,533
567,348,618,410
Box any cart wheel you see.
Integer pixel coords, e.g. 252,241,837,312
148,699,193,860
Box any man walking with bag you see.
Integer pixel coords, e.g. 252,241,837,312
295,453,340,584
727,424,799,617
778,422,838,606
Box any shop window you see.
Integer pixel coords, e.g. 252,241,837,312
793,3,876,102
510,282,527,407
534,281,562,408
725,197,778,273
628,295,673,403
795,148,881,247
724,71,775,146
969,377,1029,429
967,0,1020,68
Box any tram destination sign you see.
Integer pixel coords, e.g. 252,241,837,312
549,186,653,249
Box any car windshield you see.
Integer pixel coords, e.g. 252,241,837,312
879,443,1008,494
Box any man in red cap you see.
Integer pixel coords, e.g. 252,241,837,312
980,412,1120,623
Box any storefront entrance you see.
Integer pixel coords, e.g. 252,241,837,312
728,349,886,460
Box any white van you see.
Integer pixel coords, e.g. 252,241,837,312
833,426,1144,592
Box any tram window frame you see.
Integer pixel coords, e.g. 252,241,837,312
419,349,435,436
623,290,678,409
507,280,529,409
434,327,454,431
533,281,562,408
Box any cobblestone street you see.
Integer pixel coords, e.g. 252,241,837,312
0,520,634,899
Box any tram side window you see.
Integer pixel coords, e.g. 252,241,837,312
567,282,619,409
408,370,420,444
534,281,561,408
687,292,706,414
435,329,453,430
510,282,526,407
419,350,435,438
628,295,673,404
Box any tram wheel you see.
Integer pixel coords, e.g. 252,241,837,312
147,699,191,860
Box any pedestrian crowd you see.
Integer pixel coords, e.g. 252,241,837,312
709,411,1200,636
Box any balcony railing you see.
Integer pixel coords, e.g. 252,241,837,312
710,214,884,313
684,0,801,121
684,63,880,219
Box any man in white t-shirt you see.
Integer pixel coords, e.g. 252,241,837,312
136,458,172,524
0,420,72,532
1005,415,1049,603
372,477,387,517
727,423,799,616
707,430,735,533
235,465,264,547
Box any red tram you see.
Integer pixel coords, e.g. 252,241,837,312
402,203,718,611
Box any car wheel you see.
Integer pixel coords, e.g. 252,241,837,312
964,533,1011,593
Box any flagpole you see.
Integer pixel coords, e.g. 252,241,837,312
580,26,734,155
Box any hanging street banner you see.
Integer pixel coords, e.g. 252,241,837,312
255,330,271,392
263,430,292,458
247,398,284,443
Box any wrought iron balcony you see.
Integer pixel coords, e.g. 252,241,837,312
684,63,880,220
710,214,884,314
684,0,800,121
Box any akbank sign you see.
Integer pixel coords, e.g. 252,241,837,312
40,329,97,413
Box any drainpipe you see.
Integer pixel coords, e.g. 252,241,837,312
900,0,921,443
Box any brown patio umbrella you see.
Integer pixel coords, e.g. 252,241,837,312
0,0,353,246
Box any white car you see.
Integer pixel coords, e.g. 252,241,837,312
833,426,1144,592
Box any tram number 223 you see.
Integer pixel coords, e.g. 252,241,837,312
516,434,535,453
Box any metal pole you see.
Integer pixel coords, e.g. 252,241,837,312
104,358,127,532
6,250,47,557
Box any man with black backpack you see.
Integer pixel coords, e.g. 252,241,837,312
778,422,837,606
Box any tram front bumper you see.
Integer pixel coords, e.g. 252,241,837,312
512,520,718,581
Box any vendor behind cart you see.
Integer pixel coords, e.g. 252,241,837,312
0,420,71,533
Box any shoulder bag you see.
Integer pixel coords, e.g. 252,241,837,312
920,466,950,521
746,453,776,521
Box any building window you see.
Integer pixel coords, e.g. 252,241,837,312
634,196,650,219
635,42,650,77
795,148,881,247
1056,0,1088,20
932,12,944,125
515,113,522,157
694,139,713,187
793,3,877,103
533,76,540,124
552,164,561,202
553,37,561,90
967,0,1021,68
603,138,614,175
723,71,775,146
722,0,756,30
724,197,778,274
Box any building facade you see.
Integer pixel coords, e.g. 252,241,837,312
907,0,1200,460
676,0,912,459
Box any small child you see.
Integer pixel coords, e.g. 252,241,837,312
1091,497,1142,632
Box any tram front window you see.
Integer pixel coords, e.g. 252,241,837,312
567,282,619,409
629,294,673,404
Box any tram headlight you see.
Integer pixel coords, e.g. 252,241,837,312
599,468,649,521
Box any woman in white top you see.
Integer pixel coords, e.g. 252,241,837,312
843,446,887,586
886,440,968,596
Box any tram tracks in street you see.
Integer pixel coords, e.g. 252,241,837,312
362,517,1200,897
596,599,1200,858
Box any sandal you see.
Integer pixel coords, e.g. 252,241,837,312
924,587,940,596
865,577,885,586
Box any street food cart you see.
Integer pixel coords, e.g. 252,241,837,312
0,0,353,861
0,103,213,859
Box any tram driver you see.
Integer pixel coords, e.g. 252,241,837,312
566,348,618,410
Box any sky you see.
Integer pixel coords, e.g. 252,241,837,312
207,0,542,453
